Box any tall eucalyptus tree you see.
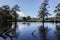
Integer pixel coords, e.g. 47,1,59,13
38,0,51,27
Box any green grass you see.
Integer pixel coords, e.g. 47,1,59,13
18,19,60,22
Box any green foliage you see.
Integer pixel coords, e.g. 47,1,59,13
38,0,51,18
0,5,20,21
22,17,27,21
27,16,31,20
54,3,60,17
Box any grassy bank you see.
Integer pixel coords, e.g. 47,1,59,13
18,20,60,22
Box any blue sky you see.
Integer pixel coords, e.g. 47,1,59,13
0,0,60,17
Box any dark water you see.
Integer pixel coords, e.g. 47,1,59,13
0,22,60,40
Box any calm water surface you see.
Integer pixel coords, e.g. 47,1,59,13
0,22,60,40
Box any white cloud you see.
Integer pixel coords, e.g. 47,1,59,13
16,11,27,17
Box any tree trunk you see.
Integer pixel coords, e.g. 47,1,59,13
42,14,44,28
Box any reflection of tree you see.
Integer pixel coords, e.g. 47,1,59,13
22,22,31,26
38,25,50,40
0,22,15,40
27,22,31,26
32,25,50,40
55,23,60,40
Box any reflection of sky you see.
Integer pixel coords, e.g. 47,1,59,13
16,22,57,40
0,22,58,40
17,22,56,31
0,0,60,17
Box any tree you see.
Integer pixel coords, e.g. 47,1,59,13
27,16,31,20
38,0,51,27
54,3,60,20
22,17,27,21
11,5,20,18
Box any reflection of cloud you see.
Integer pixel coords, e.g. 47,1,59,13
16,11,27,17
18,24,24,29
16,23,25,32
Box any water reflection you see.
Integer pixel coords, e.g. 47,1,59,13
55,23,60,40
38,25,50,40
1,22,59,40
0,22,17,40
22,22,31,26
32,24,51,40
17,22,60,40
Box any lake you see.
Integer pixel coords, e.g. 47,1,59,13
0,22,60,40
